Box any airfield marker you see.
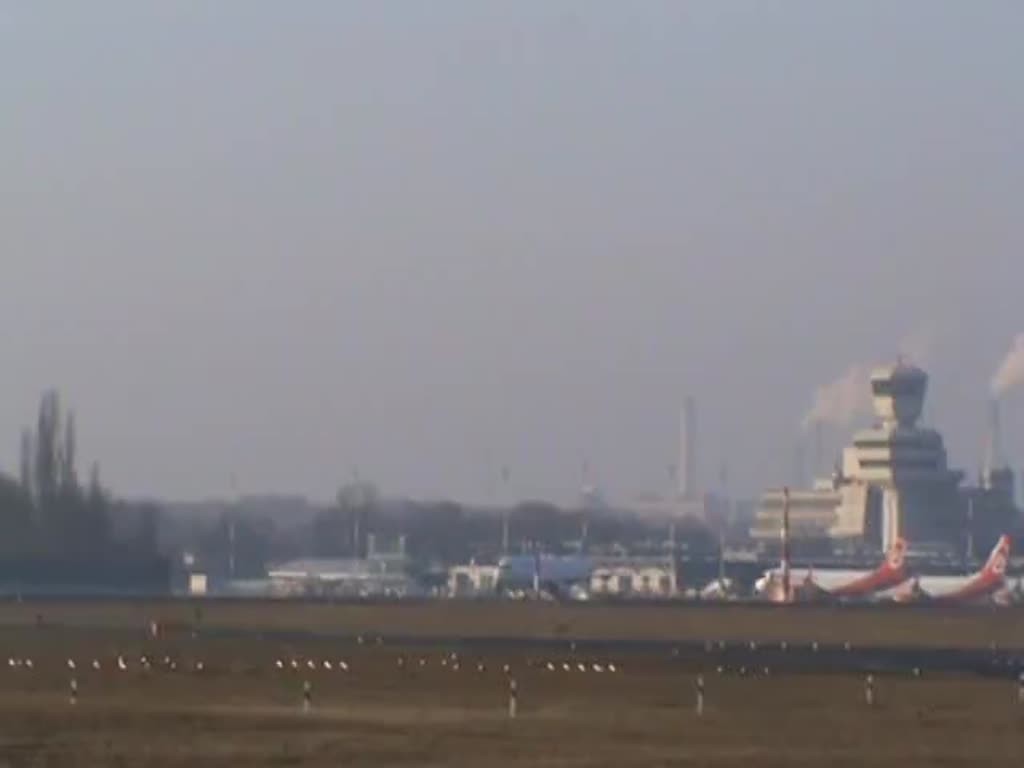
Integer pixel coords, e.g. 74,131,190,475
69,677,78,705
695,674,705,717
508,677,518,719
865,674,875,707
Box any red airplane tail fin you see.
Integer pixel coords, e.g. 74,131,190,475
982,535,1011,579
883,538,908,575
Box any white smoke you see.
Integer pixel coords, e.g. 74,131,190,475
802,364,873,430
992,334,1024,397
897,326,934,369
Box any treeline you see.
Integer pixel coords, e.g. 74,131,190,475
166,483,720,580
0,392,158,560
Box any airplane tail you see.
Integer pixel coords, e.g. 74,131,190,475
828,538,909,599
981,535,1011,578
882,538,908,575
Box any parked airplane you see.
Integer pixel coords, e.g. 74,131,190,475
889,535,1011,604
755,538,908,602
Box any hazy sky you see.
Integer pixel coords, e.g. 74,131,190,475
3,2,1023,504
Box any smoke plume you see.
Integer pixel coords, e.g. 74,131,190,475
802,364,873,430
897,326,934,369
992,334,1024,397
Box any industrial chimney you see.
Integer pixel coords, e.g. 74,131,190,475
679,397,697,500
984,397,1003,476
982,398,1014,498
812,421,823,480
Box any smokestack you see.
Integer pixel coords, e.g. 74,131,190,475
985,398,1003,474
812,422,823,479
679,397,697,499
780,487,791,603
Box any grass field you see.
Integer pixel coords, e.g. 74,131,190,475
0,600,1021,766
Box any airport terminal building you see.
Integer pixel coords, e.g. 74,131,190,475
752,364,1017,559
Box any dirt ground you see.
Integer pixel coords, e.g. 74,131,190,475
0,601,1020,766
3,598,1024,649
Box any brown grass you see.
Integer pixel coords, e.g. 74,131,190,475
3,599,1023,648
0,601,1019,765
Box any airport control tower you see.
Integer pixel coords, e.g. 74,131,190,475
843,364,963,551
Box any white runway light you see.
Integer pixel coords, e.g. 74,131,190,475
275,660,284,670
546,662,556,672
323,660,332,670
67,659,76,670
92,660,101,671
